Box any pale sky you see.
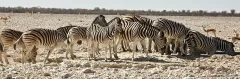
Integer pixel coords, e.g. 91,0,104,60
0,0,239,12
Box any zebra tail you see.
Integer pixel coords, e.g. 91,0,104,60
67,36,71,45
14,35,23,50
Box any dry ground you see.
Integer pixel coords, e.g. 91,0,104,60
0,13,240,79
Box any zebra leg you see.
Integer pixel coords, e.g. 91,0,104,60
113,37,120,59
66,43,72,59
44,47,55,65
121,40,127,52
0,52,3,63
165,38,173,55
140,39,147,53
108,44,114,61
132,42,138,61
148,38,153,53
87,40,93,61
2,47,9,64
179,40,186,56
69,43,77,60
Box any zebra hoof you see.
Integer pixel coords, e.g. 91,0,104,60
104,59,108,62
148,50,153,53
114,55,119,60
70,54,77,60
110,59,114,62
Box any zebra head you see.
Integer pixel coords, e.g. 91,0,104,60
91,15,108,26
214,37,237,56
107,17,123,34
152,18,165,31
226,42,237,56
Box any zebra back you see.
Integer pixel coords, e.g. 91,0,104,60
122,15,154,26
67,26,87,44
153,18,190,38
57,25,77,40
0,29,23,49
22,28,66,47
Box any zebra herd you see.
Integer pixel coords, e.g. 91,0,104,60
0,14,237,64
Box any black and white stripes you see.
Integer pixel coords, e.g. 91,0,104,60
153,18,191,55
185,30,236,56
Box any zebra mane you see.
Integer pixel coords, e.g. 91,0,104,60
213,37,232,44
2,29,23,33
91,15,106,26
107,17,121,25
157,18,189,29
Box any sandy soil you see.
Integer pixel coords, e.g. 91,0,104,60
0,13,240,79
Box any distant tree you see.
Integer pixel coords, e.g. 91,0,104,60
182,10,185,13
94,7,100,11
187,10,190,13
230,9,235,15
162,10,166,13
198,10,203,14
221,11,227,16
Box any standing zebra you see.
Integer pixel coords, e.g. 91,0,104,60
115,18,164,61
185,30,236,57
14,28,67,64
0,29,38,64
87,17,122,61
66,15,108,59
152,18,190,56
121,15,158,53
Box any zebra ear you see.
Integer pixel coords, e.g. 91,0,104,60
116,17,121,24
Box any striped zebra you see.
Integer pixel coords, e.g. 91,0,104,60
185,30,236,57
87,17,122,61
152,18,190,56
14,28,67,64
121,15,155,53
66,15,108,59
0,29,38,64
115,18,164,61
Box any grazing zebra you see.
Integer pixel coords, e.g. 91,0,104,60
87,17,122,61
66,15,108,59
0,29,39,64
152,18,190,56
115,18,164,61
121,15,155,53
14,28,67,64
185,30,237,57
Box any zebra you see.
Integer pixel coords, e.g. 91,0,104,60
66,15,108,59
185,30,237,57
14,28,67,64
0,29,39,64
122,15,154,53
86,17,122,61
152,18,190,56
115,18,165,61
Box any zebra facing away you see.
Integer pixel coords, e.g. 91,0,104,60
14,28,67,64
0,29,38,64
185,30,237,57
115,17,165,61
87,17,122,61
152,18,190,56
66,15,108,59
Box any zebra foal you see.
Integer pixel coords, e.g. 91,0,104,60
87,17,122,61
